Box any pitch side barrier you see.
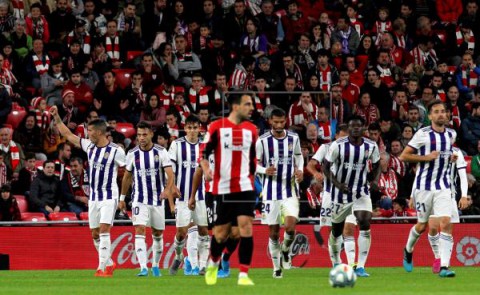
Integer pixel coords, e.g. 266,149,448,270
1,216,479,226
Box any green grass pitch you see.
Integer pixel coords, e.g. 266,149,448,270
1,267,479,295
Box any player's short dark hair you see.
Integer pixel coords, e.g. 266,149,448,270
346,115,365,126
155,128,171,141
270,108,286,119
88,119,108,134
227,93,252,106
368,122,381,132
185,115,200,125
198,106,209,113
427,100,445,114
136,121,153,131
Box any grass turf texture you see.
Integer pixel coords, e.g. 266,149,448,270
1,267,479,295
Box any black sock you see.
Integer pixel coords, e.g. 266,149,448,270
238,236,254,266
210,237,226,263
223,237,240,261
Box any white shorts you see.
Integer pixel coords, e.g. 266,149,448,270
414,189,452,223
131,202,165,230
88,199,117,229
320,192,332,227
261,197,299,225
175,200,208,227
331,195,372,224
430,198,460,224
345,214,357,225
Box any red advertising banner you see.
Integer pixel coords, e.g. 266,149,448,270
0,224,479,270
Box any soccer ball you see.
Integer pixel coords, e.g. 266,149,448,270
328,264,357,288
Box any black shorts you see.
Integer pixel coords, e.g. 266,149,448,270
204,192,215,230
214,191,256,226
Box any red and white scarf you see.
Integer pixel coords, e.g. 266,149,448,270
355,104,379,126
332,100,345,124
318,65,332,92
254,92,270,112
285,64,304,89
460,64,478,89
12,0,25,19
456,27,475,51
188,87,210,112
450,104,462,130
394,32,406,48
33,54,50,75
410,46,437,67
67,31,91,54
105,34,120,61
0,162,7,187
374,20,392,46
0,141,20,171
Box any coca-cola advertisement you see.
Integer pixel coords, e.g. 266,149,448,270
0,224,479,270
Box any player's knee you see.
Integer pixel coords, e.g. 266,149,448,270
135,226,146,236
91,229,100,240
99,223,111,234
230,228,240,240
357,220,370,231
176,230,187,241
198,226,208,236
269,232,280,241
152,229,163,237
415,222,427,233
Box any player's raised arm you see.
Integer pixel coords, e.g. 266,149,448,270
50,106,81,148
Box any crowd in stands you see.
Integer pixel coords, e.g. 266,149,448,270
2,0,480,223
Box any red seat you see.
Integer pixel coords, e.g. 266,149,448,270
116,122,136,139
35,160,44,169
21,212,47,222
112,68,135,90
127,51,144,61
14,195,28,213
49,212,78,222
6,109,27,129
79,212,89,220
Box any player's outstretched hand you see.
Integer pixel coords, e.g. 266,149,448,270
339,183,350,194
118,201,126,211
426,151,440,161
188,196,196,211
204,167,213,181
459,196,470,210
295,169,303,183
266,165,277,176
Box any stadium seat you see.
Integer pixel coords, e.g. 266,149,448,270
127,51,144,61
6,108,27,129
466,158,472,174
112,68,135,90
49,212,78,222
21,212,47,222
116,122,136,139
79,212,89,220
14,195,28,213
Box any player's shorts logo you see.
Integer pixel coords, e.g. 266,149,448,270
456,236,480,266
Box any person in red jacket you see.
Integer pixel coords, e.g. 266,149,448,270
281,1,310,45
64,68,93,119
436,0,463,24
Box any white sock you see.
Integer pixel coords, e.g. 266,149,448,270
94,238,113,266
198,234,210,269
98,233,111,271
405,227,421,253
357,230,371,269
281,232,295,252
343,236,356,266
135,235,147,270
152,235,164,268
439,232,453,268
174,236,186,259
187,227,199,268
428,234,440,259
268,238,281,271
328,232,343,266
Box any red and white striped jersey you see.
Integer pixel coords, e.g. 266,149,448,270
201,118,258,195
287,100,318,127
